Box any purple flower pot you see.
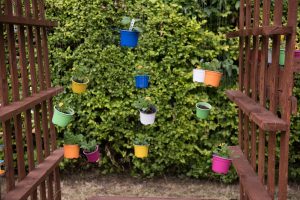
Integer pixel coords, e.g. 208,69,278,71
83,145,100,163
212,154,232,174
295,50,300,58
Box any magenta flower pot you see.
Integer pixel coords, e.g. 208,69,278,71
212,154,232,174
294,50,300,58
83,145,100,163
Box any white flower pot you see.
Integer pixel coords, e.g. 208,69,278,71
193,69,205,83
268,49,272,64
140,111,156,125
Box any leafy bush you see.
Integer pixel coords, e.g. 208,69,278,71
45,0,300,183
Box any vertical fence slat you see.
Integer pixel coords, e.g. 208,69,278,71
250,0,260,171
278,0,298,199
5,0,27,182
0,23,15,191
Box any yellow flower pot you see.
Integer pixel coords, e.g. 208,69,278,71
71,78,89,94
134,145,149,158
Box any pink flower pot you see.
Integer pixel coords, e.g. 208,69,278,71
83,145,100,163
212,154,232,174
294,50,300,58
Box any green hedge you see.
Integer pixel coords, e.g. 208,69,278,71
45,0,300,183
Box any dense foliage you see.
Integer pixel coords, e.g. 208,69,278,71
45,0,300,183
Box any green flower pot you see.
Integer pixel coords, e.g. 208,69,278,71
52,106,74,127
279,49,285,65
196,102,212,119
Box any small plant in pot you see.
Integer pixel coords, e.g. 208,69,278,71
120,16,143,48
133,134,149,158
196,101,212,120
202,59,223,87
63,132,83,159
52,102,74,127
81,139,100,163
294,43,300,58
134,65,150,89
212,143,232,175
71,66,89,94
133,97,156,125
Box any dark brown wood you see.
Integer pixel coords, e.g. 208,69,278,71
226,0,298,199
89,198,214,200
0,1,63,199
278,1,298,199
293,58,300,72
226,26,293,38
229,146,272,200
0,87,64,121
6,0,27,183
4,149,64,200
226,90,288,131
0,15,57,27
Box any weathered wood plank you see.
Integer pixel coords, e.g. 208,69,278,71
0,16,57,27
89,198,213,200
0,87,63,122
226,90,288,131
226,26,293,38
278,0,298,199
229,146,272,200
4,149,64,200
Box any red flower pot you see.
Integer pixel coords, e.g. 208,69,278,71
83,145,100,163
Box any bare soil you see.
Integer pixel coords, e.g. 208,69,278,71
61,172,300,200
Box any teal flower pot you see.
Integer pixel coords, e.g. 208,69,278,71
52,106,74,127
196,102,212,119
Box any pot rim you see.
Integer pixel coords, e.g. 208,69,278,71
63,144,79,147
54,105,75,116
139,106,157,114
83,145,99,155
71,77,89,84
120,29,140,33
213,154,232,161
135,74,149,77
196,102,212,110
133,144,150,147
204,70,222,75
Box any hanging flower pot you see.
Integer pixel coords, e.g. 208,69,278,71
135,75,149,89
204,70,222,87
212,154,232,174
140,109,156,125
294,50,300,58
52,104,74,127
196,102,212,119
269,49,285,65
63,133,83,159
120,30,139,48
133,97,157,125
71,77,89,94
134,145,149,158
193,68,205,83
64,144,80,159
81,140,100,163
120,17,142,48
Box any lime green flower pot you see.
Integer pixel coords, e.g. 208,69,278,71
279,49,285,65
52,106,74,127
196,102,212,119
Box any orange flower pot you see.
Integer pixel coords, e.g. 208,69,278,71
204,70,222,87
64,144,80,159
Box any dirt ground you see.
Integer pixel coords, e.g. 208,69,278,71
61,172,300,200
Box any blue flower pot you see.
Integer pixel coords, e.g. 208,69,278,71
120,30,139,48
135,75,149,89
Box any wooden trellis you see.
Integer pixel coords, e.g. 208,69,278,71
0,0,63,199
226,0,299,200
